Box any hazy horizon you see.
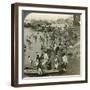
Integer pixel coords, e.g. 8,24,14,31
24,13,73,22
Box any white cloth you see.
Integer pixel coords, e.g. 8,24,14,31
62,55,68,64
37,68,43,75
54,58,59,69
44,53,48,60
42,53,48,65
44,53,48,62
35,60,39,66
55,63,59,69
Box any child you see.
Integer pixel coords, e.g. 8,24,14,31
61,53,68,72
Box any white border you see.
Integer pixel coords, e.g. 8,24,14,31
18,6,86,84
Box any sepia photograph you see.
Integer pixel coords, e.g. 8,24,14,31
11,3,87,87
23,12,80,77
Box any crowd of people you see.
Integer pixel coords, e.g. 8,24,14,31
24,16,80,76
28,43,69,75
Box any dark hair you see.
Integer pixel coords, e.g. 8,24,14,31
62,53,65,56
37,54,39,57
59,43,61,45
44,50,47,53
28,56,30,58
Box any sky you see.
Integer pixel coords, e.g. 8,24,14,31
24,12,73,22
